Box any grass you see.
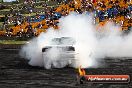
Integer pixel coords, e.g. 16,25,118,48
36,6,43,8
0,40,27,44
0,9,10,11
0,22,3,25
22,13,37,17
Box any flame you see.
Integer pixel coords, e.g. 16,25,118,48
78,66,86,76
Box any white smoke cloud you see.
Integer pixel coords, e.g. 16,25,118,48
20,12,132,69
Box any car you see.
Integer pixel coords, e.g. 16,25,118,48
42,37,77,69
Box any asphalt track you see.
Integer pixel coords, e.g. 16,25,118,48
0,47,132,88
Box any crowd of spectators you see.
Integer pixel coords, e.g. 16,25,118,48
0,0,131,38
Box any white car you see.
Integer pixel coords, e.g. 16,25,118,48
42,37,77,69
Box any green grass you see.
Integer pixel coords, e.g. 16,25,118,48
0,22,3,25
36,6,43,8
22,13,37,17
0,40,27,44
0,9,10,11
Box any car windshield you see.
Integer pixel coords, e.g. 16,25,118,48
51,37,75,45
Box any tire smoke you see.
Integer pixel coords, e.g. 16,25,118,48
20,12,132,69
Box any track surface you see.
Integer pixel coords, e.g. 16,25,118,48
0,49,132,88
